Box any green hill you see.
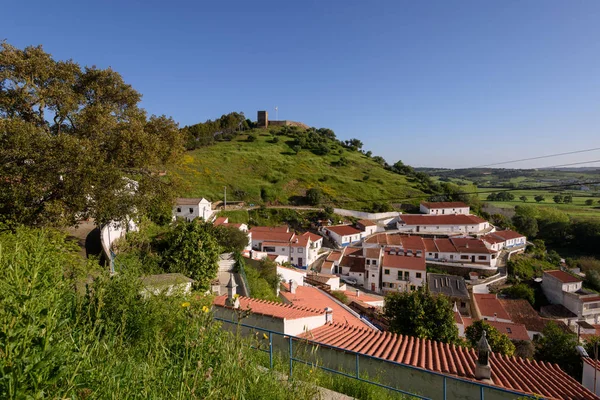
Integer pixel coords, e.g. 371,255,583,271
172,128,425,210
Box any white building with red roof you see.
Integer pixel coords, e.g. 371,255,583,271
420,201,470,215
482,229,527,253
248,226,323,268
542,270,600,324
380,248,426,293
173,197,213,221
473,294,512,323
323,224,363,247
396,214,492,235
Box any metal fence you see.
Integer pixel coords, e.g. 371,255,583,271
214,317,539,400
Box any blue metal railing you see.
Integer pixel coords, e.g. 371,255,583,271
214,317,539,400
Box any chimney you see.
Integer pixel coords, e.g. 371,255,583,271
493,312,497,322
276,282,280,297
475,331,493,382
289,279,296,294
356,289,360,298
324,307,333,323
453,302,459,313
226,273,239,308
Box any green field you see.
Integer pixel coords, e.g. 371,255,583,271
172,131,425,209
477,188,600,219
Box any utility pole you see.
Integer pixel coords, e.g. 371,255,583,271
595,341,598,395
224,186,227,209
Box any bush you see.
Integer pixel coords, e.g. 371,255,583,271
501,283,535,306
247,134,257,142
306,188,323,206
331,291,349,304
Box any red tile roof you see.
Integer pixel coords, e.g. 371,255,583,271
300,323,594,400
498,299,547,333
400,235,426,251
422,238,437,252
463,318,530,341
582,296,600,303
357,219,377,227
450,238,496,254
363,233,405,246
421,201,469,209
250,230,295,243
473,294,511,321
544,270,582,284
382,252,426,271
340,255,366,273
302,231,323,242
492,230,526,240
399,214,487,226
213,217,228,226
325,225,362,237
326,251,343,262
280,284,368,328
364,247,381,259
213,295,323,320
433,238,457,253
481,234,504,244
250,226,289,232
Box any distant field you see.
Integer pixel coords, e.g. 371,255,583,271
171,132,425,209
476,188,600,220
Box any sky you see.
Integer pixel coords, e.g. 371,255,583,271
3,0,600,169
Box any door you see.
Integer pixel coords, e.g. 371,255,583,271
298,258,303,266
471,255,475,263
434,253,438,259
371,283,375,291
416,226,420,233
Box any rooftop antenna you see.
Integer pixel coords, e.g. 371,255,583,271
275,106,278,121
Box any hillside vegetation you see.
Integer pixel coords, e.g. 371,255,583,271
173,127,427,210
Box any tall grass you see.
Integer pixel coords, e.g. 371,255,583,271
0,228,318,399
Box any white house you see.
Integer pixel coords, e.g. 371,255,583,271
339,247,366,285
380,248,426,293
364,247,382,293
173,197,212,221
420,201,470,215
423,237,499,268
473,294,512,323
356,219,379,236
396,214,491,235
323,225,363,247
486,230,527,250
248,226,323,268
542,270,600,324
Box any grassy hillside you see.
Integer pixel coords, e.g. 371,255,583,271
173,130,425,209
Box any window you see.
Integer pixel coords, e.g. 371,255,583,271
366,259,370,265
416,273,422,278
282,248,286,252
478,255,487,260
372,260,377,266
189,208,194,213
404,271,410,280
461,255,469,260
450,255,454,259
460,302,466,308
372,274,375,278
384,269,390,275
506,327,512,334
298,248,303,253
177,207,181,212
410,285,416,291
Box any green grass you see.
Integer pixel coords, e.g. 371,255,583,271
477,188,600,219
172,131,425,209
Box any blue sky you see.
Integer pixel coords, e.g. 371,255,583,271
3,1,600,168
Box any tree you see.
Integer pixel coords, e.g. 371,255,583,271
535,322,581,378
501,283,535,306
370,201,392,213
0,42,184,227
513,340,535,359
465,320,515,356
553,195,563,204
519,195,528,202
563,195,573,204
305,188,323,206
247,134,257,142
585,199,594,206
534,195,545,203
365,151,372,158
213,225,250,253
384,289,459,344
512,215,538,238
160,220,220,290
292,145,301,154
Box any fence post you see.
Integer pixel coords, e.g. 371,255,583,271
443,376,447,400
356,353,360,378
289,336,293,378
480,385,484,400
269,332,273,369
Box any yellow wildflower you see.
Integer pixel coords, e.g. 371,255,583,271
181,302,191,308
263,333,268,340
202,305,210,313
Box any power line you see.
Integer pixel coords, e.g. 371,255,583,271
470,147,600,168
538,159,600,169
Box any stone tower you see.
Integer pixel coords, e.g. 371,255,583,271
257,111,268,128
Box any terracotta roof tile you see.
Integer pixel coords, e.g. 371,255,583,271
420,201,469,209
176,197,210,205
364,247,381,259
213,217,228,226
250,226,289,232
280,284,368,328
463,318,530,341
544,270,582,284
399,214,487,226
382,252,426,271
325,225,363,236
491,230,526,240
213,295,323,320
340,255,365,273
302,231,323,242
326,250,343,262
357,219,377,227
300,323,596,400
433,238,457,253
474,294,511,321
250,230,295,243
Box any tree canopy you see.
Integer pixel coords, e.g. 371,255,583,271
0,42,184,227
535,322,581,378
465,320,515,356
384,288,459,344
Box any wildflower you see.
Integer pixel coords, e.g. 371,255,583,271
202,305,209,313
263,333,268,340
233,293,240,299
181,302,191,308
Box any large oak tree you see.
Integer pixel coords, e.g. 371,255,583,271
0,42,183,227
